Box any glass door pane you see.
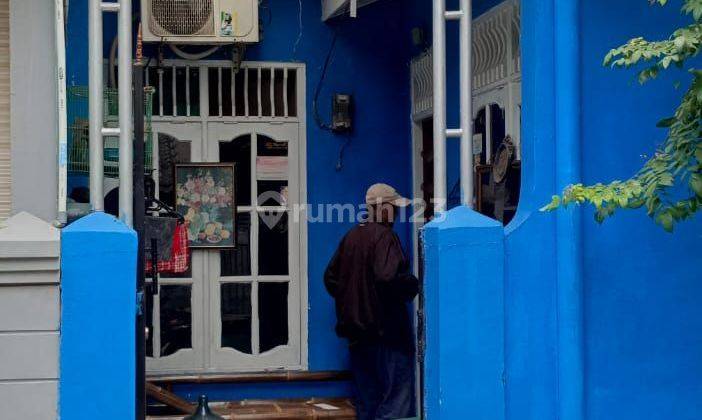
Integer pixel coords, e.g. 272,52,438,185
255,132,290,353
220,135,252,206
258,212,288,276
259,282,289,352
221,282,253,354
160,285,193,357
220,213,252,277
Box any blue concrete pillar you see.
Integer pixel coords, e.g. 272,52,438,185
422,207,505,419
60,212,137,420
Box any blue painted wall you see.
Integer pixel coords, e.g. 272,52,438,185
502,0,560,416
580,3,702,419
238,0,416,372
61,212,138,419
423,207,506,419
64,0,415,401
416,0,702,419
506,1,702,418
414,1,561,416
62,0,702,416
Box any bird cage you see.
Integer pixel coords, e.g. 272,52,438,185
67,86,155,178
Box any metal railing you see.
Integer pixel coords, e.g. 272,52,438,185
433,0,474,212
68,86,154,178
89,0,133,226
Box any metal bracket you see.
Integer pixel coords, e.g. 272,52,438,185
100,1,120,12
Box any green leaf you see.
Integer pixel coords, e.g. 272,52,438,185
595,210,606,224
656,117,676,127
657,211,674,232
603,50,615,66
691,173,702,196
592,196,604,209
632,50,643,63
539,195,561,212
660,173,675,187
674,36,686,50
629,198,645,209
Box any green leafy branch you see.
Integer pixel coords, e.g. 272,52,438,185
543,0,702,232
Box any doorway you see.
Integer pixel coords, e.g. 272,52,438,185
410,0,522,234
145,61,308,375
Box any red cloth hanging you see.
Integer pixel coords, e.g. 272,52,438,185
145,222,190,274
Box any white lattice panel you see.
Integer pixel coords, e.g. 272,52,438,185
411,51,433,121
473,0,520,90
410,0,521,120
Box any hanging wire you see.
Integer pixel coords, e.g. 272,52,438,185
311,32,352,171
259,0,272,26
292,0,304,57
313,32,338,131
336,134,352,172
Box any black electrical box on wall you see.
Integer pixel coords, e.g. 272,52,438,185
332,94,353,132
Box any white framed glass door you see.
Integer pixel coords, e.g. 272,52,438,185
206,122,302,371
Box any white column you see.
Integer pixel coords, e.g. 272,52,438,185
88,0,104,211
459,0,474,207
433,0,474,213
118,0,134,226
432,0,447,214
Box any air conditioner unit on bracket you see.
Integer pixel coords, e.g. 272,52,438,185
141,0,259,44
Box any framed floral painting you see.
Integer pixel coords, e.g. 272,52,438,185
175,163,236,248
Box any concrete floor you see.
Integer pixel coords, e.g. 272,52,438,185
148,397,356,419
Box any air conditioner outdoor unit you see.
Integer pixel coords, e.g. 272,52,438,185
141,0,259,44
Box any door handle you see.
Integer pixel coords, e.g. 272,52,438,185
150,238,159,295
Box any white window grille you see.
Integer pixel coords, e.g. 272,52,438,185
145,62,298,120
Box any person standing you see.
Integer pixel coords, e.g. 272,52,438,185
324,183,419,420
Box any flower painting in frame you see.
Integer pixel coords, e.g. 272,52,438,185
175,163,236,248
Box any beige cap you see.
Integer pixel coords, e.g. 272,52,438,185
365,183,411,207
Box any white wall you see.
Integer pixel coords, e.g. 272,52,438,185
10,0,58,222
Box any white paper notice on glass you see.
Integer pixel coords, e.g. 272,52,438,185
473,133,484,155
257,156,288,180
313,403,340,411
